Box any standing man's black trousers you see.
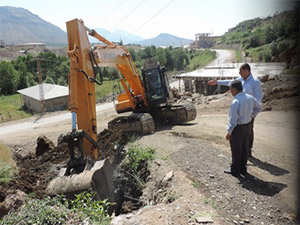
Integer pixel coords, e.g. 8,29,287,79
248,118,254,156
230,122,252,174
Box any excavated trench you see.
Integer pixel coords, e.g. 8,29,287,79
0,128,151,218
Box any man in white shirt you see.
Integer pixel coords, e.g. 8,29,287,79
224,80,261,176
208,63,262,157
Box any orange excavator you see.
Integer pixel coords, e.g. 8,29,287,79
46,19,196,200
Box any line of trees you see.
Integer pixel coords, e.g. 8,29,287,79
0,46,216,96
0,51,69,95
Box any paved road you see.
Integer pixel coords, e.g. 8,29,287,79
0,102,114,138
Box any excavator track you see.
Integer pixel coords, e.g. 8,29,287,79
157,102,197,124
108,113,155,134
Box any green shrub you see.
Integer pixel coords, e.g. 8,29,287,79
1,196,68,225
121,145,155,197
68,192,111,224
0,141,17,184
0,192,111,225
0,161,15,185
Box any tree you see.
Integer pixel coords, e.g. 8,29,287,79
57,76,67,86
128,48,137,61
165,48,174,71
155,48,167,67
44,76,55,84
0,61,19,95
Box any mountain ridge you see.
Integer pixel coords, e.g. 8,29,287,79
0,6,193,47
0,6,67,46
134,33,193,47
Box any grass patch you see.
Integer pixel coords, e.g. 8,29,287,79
0,140,15,166
0,140,17,184
234,49,243,63
185,49,217,72
95,79,123,100
0,192,111,225
0,94,32,123
121,145,156,197
192,181,200,189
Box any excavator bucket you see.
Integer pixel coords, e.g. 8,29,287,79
46,131,114,202
46,159,114,202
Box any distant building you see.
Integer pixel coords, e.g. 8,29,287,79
17,83,69,113
14,43,46,49
0,40,5,48
194,33,218,48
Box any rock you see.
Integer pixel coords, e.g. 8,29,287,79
0,190,27,218
271,87,282,93
195,215,214,223
244,219,250,223
35,135,55,156
162,171,174,186
282,212,296,221
263,106,272,111
260,74,269,82
122,201,134,214
268,74,277,81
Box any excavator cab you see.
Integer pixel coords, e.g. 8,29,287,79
142,60,171,108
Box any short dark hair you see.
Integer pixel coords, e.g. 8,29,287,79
230,80,243,92
240,63,251,71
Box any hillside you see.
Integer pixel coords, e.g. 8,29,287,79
0,6,67,46
217,6,299,66
134,33,193,47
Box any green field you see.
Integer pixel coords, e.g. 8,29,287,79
0,94,32,123
95,79,123,99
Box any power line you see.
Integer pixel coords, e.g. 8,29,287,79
104,0,147,39
97,0,126,27
123,0,176,42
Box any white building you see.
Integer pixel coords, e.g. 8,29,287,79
17,83,69,113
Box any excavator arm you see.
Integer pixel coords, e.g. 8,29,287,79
66,19,99,160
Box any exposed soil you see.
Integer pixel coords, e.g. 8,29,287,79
0,129,130,218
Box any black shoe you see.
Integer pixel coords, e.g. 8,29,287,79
224,168,239,176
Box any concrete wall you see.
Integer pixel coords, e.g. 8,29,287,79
22,95,42,113
44,96,68,112
21,95,68,113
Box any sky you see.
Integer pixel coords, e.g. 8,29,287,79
0,0,297,40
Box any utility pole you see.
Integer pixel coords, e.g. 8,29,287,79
37,58,45,113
